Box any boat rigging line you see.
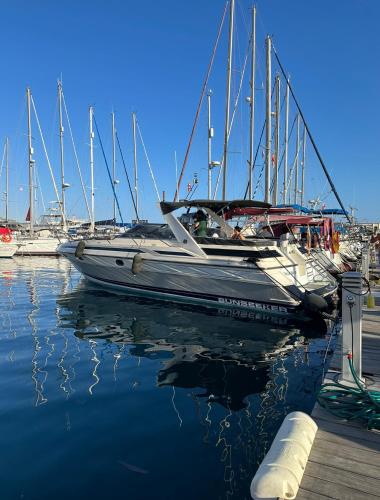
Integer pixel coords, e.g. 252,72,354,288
92,115,124,224
135,120,161,202
213,34,251,199
115,131,139,221
61,90,92,223
30,94,67,230
246,109,298,201
271,43,350,222
174,0,228,202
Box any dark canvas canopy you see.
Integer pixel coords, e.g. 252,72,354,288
160,199,271,215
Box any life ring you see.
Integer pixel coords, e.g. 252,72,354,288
1,233,12,243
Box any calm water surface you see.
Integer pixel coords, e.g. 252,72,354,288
0,257,331,499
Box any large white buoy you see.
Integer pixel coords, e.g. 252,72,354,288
250,411,317,500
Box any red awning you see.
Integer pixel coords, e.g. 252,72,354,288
225,206,294,219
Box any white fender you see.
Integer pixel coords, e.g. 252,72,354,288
250,411,317,500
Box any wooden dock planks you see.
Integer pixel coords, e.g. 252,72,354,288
297,282,380,499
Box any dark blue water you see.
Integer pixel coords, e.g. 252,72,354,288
0,257,331,500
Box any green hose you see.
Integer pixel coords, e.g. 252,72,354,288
317,354,380,430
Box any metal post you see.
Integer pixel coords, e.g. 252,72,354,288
264,35,272,204
111,111,116,226
294,114,300,204
340,272,363,385
174,150,179,200
207,91,213,200
132,112,139,221
58,80,66,229
362,244,370,281
222,0,235,201
248,5,256,200
301,124,306,207
272,75,280,206
27,87,34,236
89,106,95,234
5,137,9,222
283,78,289,205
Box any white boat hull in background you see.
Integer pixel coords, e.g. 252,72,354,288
14,238,64,256
0,244,17,258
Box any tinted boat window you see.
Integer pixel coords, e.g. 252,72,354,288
118,224,175,240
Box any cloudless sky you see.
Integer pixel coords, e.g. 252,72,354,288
0,0,379,223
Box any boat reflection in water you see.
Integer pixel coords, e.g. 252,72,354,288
57,281,329,498
0,256,331,500
58,282,327,411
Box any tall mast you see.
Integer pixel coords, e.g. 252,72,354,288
248,5,256,199
5,137,9,222
111,111,116,226
294,113,300,204
301,124,306,207
264,35,272,204
89,106,95,234
272,75,280,205
58,80,66,230
27,87,34,236
222,0,235,200
207,90,213,200
132,112,139,221
283,78,289,204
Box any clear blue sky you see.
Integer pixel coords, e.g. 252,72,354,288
0,0,379,223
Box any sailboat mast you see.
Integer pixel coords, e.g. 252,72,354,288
294,113,300,204
27,87,34,236
222,0,235,200
89,106,95,234
111,111,116,226
5,137,9,222
264,35,272,204
301,124,306,207
248,5,256,200
207,90,213,200
132,112,139,221
272,75,280,205
58,80,66,229
283,79,289,204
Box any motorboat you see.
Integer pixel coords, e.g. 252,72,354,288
58,200,337,319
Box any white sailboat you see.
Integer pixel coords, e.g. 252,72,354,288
14,87,66,256
0,138,17,257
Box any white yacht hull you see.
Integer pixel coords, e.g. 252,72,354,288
59,238,337,319
0,244,17,258
15,238,64,256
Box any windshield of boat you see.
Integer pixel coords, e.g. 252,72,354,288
118,223,175,240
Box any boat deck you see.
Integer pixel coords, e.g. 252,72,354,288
296,281,380,499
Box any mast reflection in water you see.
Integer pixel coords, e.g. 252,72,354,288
0,258,331,500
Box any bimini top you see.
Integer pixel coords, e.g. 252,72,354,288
160,199,271,215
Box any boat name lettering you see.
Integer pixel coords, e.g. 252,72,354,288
217,297,288,313
217,309,289,325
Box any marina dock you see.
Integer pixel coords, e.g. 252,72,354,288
296,282,380,499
